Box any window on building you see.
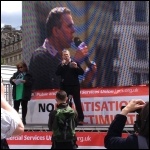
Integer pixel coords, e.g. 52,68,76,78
5,58,8,64
113,71,118,86
19,54,21,59
20,41,22,49
136,40,147,60
6,40,9,46
132,72,149,85
10,57,12,62
10,46,13,52
132,73,141,85
142,73,149,84
5,47,8,54
113,39,119,59
17,42,21,49
18,35,22,41
15,44,18,50
16,43,19,49
14,55,17,61
113,1,120,21
15,35,18,42
1,50,4,55
135,1,146,22
1,40,5,48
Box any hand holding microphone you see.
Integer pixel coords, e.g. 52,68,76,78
62,59,66,64
74,37,95,69
61,59,66,66
70,62,77,68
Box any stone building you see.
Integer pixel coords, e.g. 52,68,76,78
1,25,22,65
112,1,149,86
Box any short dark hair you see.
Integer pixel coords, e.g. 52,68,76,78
46,7,71,38
56,90,67,101
138,101,149,138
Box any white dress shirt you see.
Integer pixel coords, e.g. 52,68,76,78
1,108,19,139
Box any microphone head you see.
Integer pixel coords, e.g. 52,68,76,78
74,37,82,47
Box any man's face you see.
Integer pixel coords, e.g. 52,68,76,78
62,51,70,61
57,14,75,48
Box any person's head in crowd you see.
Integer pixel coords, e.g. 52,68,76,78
56,90,68,104
104,99,149,149
136,101,149,138
62,49,71,61
16,61,28,72
46,7,75,48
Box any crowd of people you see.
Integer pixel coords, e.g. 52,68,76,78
1,6,149,149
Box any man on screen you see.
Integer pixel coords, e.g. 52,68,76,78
29,6,97,90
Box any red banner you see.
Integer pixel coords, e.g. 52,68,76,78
7,131,128,149
26,85,149,125
31,85,148,99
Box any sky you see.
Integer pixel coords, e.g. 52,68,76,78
1,1,22,29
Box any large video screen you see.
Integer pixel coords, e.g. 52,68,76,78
22,1,149,90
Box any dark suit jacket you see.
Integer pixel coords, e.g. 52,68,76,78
55,60,84,86
10,71,33,101
104,114,139,149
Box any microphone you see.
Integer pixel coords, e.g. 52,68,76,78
74,37,93,68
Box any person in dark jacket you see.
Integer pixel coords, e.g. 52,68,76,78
10,61,33,125
104,99,149,149
55,49,85,125
48,90,78,149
